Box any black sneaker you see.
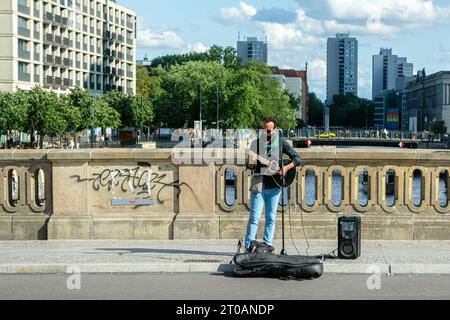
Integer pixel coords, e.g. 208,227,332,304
264,244,276,254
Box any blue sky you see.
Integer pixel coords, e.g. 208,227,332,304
119,0,450,101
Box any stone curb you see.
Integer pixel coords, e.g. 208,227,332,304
1,263,450,275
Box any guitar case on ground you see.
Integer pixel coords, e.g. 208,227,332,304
233,249,324,280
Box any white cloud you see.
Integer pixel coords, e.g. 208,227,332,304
309,59,327,82
138,29,185,50
327,0,450,26
137,18,207,53
183,42,209,53
218,2,256,23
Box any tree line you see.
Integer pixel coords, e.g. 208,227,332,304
138,45,298,130
0,87,153,147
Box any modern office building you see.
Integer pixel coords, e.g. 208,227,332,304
0,0,136,95
270,66,309,123
237,36,268,66
326,33,358,105
405,71,450,133
372,48,413,100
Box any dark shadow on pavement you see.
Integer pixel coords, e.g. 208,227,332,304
92,248,235,257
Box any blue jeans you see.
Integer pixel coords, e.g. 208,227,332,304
245,188,282,249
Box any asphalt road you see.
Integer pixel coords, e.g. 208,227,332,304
1,273,450,300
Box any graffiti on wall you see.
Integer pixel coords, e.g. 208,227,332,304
70,163,184,204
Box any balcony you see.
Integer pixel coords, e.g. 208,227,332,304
96,83,102,91
83,81,88,89
83,63,87,70
117,52,124,60
54,77,62,85
34,53,40,61
45,76,53,85
45,33,53,43
63,78,71,87
127,22,133,29
54,35,62,45
34,10,40,18
44,12,53,22
76,61,81,69
18,72,31,82
62,17,69,26
18,50,31,60
18,4,30,15
34,74,40,83
18,27,31,38
90,27,94,34
90,46,95,53
83,25,88,32
34,31,40,40
76,80,81,87
90,65,95,72
76,42,81,49
63,38,70,47
55,14,62,24
45,55,53,64
96,65,101,73
89,82,95,90
63,58,71,67
83,6,87,14
127,71,133,78
83,44,88,51
126,38,133,46
117,69,124,77
104,66,111,73
54,56,62,65
97,11,101,18
127,55,133,62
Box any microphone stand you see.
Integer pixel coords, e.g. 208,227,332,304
279,129,287,256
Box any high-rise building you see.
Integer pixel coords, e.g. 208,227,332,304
237,36,268,66
326,33,358,105
0,0,137,95
372,48,413,99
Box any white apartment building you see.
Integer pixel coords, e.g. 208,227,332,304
0,0,136,95
372,48,413,99
326,33,358,105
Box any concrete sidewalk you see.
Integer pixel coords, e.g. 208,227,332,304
0,240,449,275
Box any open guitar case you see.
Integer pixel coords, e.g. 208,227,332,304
232,242,324,281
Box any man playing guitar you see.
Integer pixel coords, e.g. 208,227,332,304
244,116,302,253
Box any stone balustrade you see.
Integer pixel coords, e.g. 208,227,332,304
0,148,449,240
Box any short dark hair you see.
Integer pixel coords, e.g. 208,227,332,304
263,116,277,128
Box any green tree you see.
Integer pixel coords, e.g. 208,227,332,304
66,87,95,131
431,121,448,135
308,93,324,127
329,93,362,128
207,45,224,63
24,87,59,147
103,91,153,128
91,98,121,130
0,91,28,139
223,46,242,68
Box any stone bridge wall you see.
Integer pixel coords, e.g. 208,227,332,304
0,148,449,240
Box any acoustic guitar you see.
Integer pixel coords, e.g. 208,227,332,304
245,148,297,188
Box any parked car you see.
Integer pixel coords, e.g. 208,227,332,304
317,132,337,138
